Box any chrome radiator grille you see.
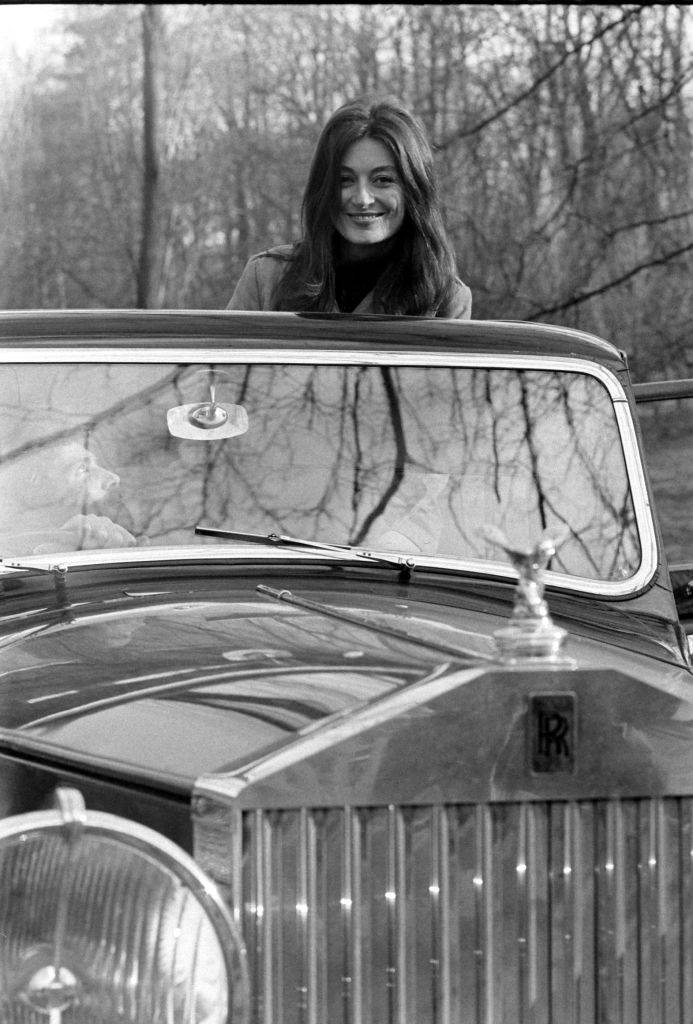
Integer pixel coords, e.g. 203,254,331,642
235,799,693,1024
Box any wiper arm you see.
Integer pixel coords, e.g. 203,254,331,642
0,559,70,613
257,584,495,663
195,525,415,575
0,559,68,584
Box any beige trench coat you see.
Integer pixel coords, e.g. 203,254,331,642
226,245,472,318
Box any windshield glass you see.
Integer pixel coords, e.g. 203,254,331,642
0,361,640,582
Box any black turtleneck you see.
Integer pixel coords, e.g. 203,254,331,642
334,236,398,312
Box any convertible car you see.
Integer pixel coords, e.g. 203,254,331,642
0,310,691,1023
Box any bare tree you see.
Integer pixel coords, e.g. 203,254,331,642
137,4,162,307
2,3,692,376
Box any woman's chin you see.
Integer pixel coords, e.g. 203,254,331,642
336,224,400,256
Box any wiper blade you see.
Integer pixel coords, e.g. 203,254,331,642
195,525,415,574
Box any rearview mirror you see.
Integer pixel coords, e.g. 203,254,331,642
167,369,249,441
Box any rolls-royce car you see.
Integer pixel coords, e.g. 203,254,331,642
0,310,691,1024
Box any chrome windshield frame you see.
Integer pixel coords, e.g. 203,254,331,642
0,347,657,598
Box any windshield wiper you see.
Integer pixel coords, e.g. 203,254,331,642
256,584,495,663
195,525,415,576
0,559,68,580
0,559,71,613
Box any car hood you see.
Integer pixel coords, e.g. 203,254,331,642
0,564,691,794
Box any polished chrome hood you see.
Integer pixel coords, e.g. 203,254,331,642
196,660,693,809
0,571,690,796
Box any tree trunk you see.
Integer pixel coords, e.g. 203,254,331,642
137,4,160,308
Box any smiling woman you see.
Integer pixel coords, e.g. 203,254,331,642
227,96,472,317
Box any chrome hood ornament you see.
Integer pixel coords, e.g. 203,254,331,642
486,527,571,664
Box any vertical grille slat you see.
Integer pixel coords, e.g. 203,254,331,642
517,802,546,1023
386,805,408,1024
548,801,584,1024
682,799,693,1021
638,800,659,1023
237,798,693,1024
260,811,274,1024
473,803,493,1024
569,803,584,1024
385,806,397,1024
659,796,688,1024
435,806,452,1024
516,804,530,1024
421,805,453,1024
296,808,318,1024
349,808,364,1024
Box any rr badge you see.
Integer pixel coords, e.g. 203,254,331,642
529,693,576,773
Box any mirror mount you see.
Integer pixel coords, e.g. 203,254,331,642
188,385,229,430
167,371,248,441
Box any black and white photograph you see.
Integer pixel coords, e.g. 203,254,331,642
0,5,692,1022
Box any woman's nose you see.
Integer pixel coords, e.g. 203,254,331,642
353,179,374,206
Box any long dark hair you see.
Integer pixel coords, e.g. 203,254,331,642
272,97,459,314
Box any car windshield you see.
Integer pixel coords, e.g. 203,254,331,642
0,359,641,583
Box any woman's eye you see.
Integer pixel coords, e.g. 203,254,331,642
374,176,395,187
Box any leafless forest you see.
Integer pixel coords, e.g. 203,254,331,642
2,3,692,379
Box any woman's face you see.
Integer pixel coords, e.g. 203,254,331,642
335,137,405,249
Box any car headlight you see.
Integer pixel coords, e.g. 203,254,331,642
0,787,248,1023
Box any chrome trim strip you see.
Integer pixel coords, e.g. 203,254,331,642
0,310,627,360
20,664,288,729
195,664,483,803
0,726,191,793
0,348,622,375
0,543,650,600
612,399,658,585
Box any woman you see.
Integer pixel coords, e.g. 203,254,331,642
227,97,471,317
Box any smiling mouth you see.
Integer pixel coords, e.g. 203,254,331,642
348,213,385,223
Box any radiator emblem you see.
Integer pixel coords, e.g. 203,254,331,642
529,693,576,772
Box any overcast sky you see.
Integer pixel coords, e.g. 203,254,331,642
0,4,64,57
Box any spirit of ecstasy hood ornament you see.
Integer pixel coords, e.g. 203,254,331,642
485,526,571,664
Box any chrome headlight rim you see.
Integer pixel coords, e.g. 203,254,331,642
0,787,249,1024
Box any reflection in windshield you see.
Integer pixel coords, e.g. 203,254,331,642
0,362,640,581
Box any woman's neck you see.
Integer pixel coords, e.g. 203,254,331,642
336,234,398,264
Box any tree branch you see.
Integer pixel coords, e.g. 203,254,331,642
435,5,645,149
572,206,693,242
352,367,408,545
528,239,693,319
